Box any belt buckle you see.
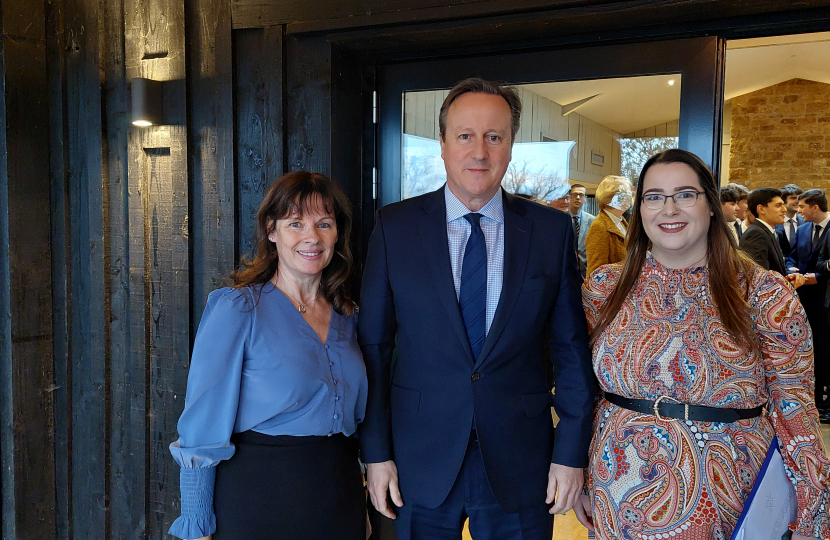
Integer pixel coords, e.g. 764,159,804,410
653,395,687,422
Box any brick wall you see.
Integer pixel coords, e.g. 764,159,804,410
729,78,830,191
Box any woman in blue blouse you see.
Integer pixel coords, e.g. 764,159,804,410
168,171,369,540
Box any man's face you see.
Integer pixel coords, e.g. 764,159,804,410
785,194,800,216
569,187,586,214
736,198,748,220
549,196,570,212
721,201,738,222
757,196,787,226
799,201,821,223
440,92,513,208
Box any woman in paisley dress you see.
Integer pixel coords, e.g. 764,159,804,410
577,149,830,540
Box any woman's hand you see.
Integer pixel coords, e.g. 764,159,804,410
572,494,595,532
366,511,372,540
791,534,819,540
193,536,211,540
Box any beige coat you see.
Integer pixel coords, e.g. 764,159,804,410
585,210,627,276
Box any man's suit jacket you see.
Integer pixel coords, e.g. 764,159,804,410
358,187,595,513
570,210,595,279
787,221,829,308
775,215,804,256
741,221,787,275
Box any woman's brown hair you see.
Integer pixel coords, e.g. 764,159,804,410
590,149,761,356
231,171,356,316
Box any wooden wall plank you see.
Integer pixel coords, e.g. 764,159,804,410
45,0,72,535
0,0,57,536
63,0,109,534
103,0,144,535
0,8,14,538
126,0,191,537
235,26,285,259
286,35,332,175
188,0,237,323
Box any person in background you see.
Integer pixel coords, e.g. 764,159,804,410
787,189,830,422
584,175,633,276
776,183,804,256
581,149,830,540
740,187,805,288
569,184,595,280
728,182,750,237
168,171,369,540
720,186,741,244
548,193,571,212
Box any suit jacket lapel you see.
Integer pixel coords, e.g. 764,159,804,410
766,224,787,270
475,192,532,368
418,188,475,365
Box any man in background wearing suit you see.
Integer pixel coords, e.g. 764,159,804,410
359,78,596,540
776,183,804,256
796,189,830,420
720,186,741,245
568,184,595,280
741,187,805,287
727,182,750,237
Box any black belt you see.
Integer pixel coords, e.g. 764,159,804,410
604,392,765,423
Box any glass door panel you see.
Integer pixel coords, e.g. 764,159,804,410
400,75,681,204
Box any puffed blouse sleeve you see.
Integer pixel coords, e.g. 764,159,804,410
167,287,253,540
751,269,830,538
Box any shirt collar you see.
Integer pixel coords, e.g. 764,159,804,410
756,218,775,233
603,209,624,226
444,184,504,224
816,215,830,231
785,215,798,224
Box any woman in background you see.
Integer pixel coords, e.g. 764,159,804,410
579,150,830,539
168,171,368,540
585,175,633,275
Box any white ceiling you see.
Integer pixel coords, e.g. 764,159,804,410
520,32,830,135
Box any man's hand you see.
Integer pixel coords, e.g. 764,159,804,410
805,273,818,285
366,460,404,519
546,464,583,514
572,494,595,532
786,273,807,289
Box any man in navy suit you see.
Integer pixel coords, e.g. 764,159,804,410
775,183,804,256
793,189,830,418
359,78,595,540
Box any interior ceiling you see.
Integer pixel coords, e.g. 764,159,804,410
520,32,830,135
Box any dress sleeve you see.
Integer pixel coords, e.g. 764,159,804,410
581,264,622,334
168,287,253,540
752,270,830,538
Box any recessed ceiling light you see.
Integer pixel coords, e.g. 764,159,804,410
668,80,676,86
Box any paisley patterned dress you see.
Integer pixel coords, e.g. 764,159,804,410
582,256,830,539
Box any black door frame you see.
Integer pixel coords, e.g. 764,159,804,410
375,36,725,208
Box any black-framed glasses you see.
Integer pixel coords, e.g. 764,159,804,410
641,190,705,210
571,193,586,199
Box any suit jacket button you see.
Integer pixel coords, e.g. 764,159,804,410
471,372,480,382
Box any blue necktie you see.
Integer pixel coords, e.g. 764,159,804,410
460,213,487,359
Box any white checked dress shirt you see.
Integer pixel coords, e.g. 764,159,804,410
444,184,504,335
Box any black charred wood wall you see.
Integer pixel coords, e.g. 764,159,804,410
0,0,829,538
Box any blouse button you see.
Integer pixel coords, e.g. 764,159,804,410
334,414,339,419
335,396,340,401
334,379,338,385
325,344,330,350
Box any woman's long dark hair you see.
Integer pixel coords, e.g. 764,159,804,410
231,171,356,316
590,149,761,356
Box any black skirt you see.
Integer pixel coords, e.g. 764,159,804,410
213,431,365,540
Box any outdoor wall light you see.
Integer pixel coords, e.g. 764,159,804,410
131,77,163,127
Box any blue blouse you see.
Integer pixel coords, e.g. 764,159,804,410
167,284,368,539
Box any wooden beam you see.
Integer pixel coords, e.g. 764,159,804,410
231,0,830,33
286,35,332,175
235,26,285,259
